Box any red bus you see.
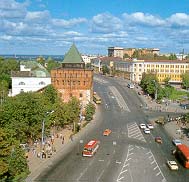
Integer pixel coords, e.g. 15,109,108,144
82,140,100,157
175,144,189,168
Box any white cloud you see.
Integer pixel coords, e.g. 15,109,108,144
0,0,29,19
25,10,50,23
63,31,83,36
0,35,12,40
167,13,189,26
52,18,87,28
91,13,122,33
123,12,166,26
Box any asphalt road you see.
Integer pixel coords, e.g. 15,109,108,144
36,74,189,182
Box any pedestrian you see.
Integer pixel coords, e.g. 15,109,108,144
70,134,73,141
32,148,36,156
62,136,64,144
60,133,63,139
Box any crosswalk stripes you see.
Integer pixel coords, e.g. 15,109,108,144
127,122,146,142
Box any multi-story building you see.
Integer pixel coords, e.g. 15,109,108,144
51,44,93,106
114,59,189,84
108,47,124,58
108,47,160,58
81,55,97,65
11,61,51,96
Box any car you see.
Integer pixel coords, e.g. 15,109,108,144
155,137,163,144
147,123,154,129
172,139,182,146
139,123,146,129
167,160,178,170
144,128,150,134
103,129,112,136
127,83,134,89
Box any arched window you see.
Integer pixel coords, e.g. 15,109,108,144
39,81,46,85
19,82,25,85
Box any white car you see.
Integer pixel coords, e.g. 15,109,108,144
140,124,146,129
144,128,150,134
147,123,154,129
167,160,178,170
172,139,182,146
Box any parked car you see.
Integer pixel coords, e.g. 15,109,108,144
172,139,182,146
147,123,154,129
167,160,178,170
127,83,134,89
139,123,146,129
155,137,162,144
144,128,150,134
103,129,112,136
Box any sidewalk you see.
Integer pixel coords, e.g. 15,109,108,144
135,84,189,147
26,127,73,181
26,105,101,181
164,120,189,146
135,85,189,114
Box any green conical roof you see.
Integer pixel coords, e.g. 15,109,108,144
63,44,84,63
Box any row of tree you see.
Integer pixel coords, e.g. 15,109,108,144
0,83,92,180
140,72,189,100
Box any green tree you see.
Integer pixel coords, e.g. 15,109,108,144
140,73,159,97
163,77,171,86
132,50,139,59
85,102,95,121
46,60,61,72
123,53,130,59
0,92,48,143
181,73,189,89
102,65,110,75
169,53,177,60
0,128,29,181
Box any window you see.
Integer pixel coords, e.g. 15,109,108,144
19,82,25,85
70,93,72,97
39,81,45,85
80,93,83,98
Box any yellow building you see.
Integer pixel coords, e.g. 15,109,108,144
131,60,189,84
114,59,189,84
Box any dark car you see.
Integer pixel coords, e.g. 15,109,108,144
180,104,189,109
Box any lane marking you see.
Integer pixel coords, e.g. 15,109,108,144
96,169,105,182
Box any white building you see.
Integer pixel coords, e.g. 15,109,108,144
81,55,97,64
11,61,51,96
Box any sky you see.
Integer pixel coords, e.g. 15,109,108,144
1,0,189,55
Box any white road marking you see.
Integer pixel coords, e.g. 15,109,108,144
109,86,130,112
120,169,128,174
98,159,104,162
96,169,105,182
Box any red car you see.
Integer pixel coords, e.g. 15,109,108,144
103,129,112,136
155,137,163,144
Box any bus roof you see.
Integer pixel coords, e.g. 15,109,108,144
84,140,98,148
177,144,189,159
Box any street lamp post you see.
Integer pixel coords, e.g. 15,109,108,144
40,110,54,159
153,80,158,101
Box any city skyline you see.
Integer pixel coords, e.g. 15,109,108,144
1,0,189,55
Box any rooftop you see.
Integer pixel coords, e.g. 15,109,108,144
63,44,84,64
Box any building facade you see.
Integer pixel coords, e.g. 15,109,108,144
114,59,189,84
108,47,160,59
108,47,124,58
11,61,51,96
51,44,93,106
